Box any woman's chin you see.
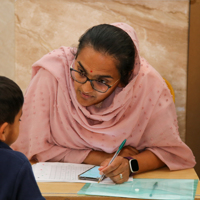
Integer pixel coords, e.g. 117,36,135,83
77,96,93,107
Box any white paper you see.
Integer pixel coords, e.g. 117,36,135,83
33,162,94,183
32,162,132,184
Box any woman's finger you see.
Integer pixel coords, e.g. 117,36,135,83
100,159,110,167
109,170,130,184
99,158,112,174
104,157,130,183
101,157,123,176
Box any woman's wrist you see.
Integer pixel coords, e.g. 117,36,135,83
124,150,165,174
124,156,139,176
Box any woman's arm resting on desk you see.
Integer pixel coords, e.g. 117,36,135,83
83,146,139,166
128,150,166,173
83,151,114,165
99,150,165,184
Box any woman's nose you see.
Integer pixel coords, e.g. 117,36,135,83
81,80,94,93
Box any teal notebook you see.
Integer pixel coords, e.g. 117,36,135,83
78,179,198,199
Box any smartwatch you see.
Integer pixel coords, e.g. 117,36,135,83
124,157,139,176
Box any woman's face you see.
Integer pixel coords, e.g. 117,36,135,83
73,47,121,107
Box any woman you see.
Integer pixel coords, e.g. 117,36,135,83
12,22,196,184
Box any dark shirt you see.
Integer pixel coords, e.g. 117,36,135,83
0,141,45,200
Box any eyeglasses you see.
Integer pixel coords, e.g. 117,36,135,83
70,60,119,93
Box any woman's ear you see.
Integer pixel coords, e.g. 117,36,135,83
0,122,9,141
117,81,125,88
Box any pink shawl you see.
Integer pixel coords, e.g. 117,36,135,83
12,23,196,170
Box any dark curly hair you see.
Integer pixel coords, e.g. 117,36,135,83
76,24,136,86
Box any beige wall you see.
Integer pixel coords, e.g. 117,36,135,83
1,0,190,142
0,0,15,80
186,0,200,177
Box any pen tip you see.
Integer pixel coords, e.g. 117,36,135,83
98,178,101,183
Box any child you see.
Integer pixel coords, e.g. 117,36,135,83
0,76,45,199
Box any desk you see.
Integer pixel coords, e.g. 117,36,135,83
37,167,200,200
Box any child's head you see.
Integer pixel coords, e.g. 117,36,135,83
0,76,24,145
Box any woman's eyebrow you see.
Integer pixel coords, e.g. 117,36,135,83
77,61,113,79
77,61,86,72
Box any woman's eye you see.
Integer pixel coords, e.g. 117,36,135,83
97,79,107,84
19,119,22,122
78,69,86,76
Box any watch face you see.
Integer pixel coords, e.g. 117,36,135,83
130,159,139,172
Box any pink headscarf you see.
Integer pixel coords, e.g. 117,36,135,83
12,22,196,170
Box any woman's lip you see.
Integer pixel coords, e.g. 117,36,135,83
80,91,93,99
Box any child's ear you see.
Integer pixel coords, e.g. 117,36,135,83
0,122,9,141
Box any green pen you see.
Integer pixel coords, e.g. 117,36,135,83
98,139,127,183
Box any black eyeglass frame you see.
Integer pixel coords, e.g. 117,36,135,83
70,60,119,93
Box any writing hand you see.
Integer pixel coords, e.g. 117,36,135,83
99,156,130,184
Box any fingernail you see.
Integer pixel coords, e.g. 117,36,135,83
99,171,103,175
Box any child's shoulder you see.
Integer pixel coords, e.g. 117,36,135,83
0,143,30,167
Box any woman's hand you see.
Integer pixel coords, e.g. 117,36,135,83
99,156,130,184
119,146,139,157
98,149,166,184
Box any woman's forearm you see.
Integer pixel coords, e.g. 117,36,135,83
83,150,114,165
83,149,165,174
131,150,166,173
